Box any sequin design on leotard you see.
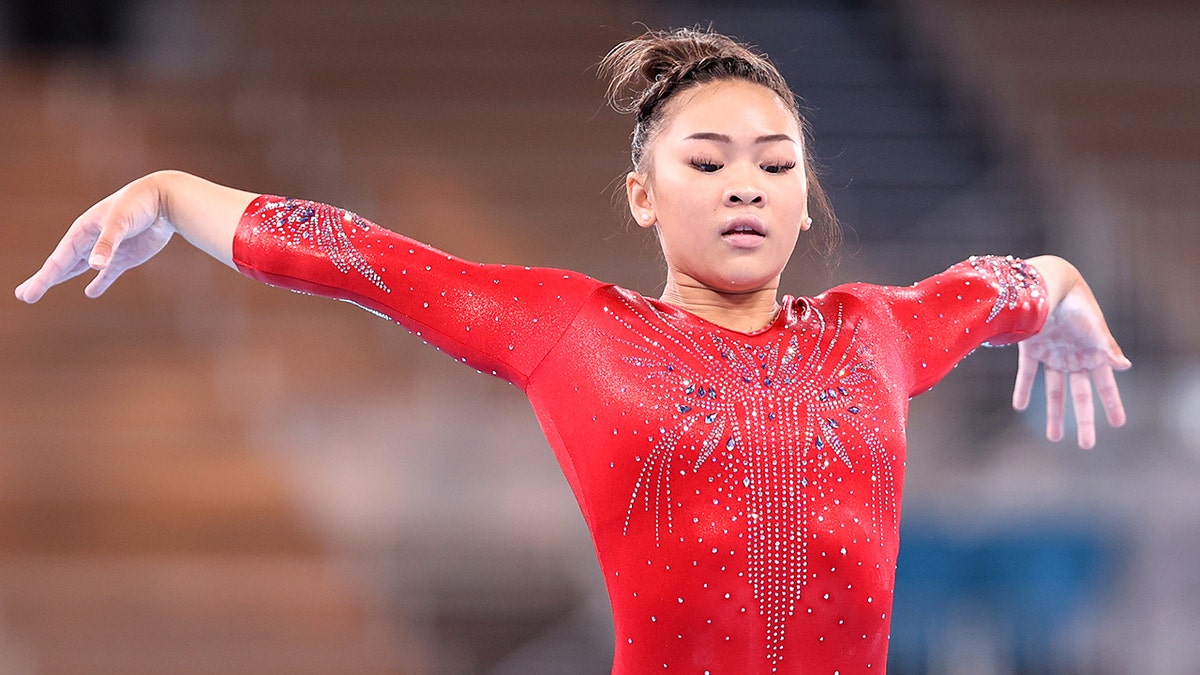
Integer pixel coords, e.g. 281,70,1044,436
970,255,1042,324
609,295,896,668
249,198,390,293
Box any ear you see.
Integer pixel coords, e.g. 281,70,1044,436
625,171,656,228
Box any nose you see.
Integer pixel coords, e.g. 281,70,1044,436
725,188,765,206
724,174,765,206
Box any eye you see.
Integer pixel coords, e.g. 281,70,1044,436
762,161,797,174
689,158,723,173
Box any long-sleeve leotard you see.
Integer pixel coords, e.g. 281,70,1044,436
234,196,1048,674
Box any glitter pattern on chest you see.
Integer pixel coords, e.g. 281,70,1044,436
608,296,896,668
251,198,390,292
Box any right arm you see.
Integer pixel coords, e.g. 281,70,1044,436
16,171,602,387
15,170,255,302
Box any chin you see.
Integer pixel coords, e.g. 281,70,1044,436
706,274,779,295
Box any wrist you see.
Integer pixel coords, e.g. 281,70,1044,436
1027,255,1081,311
151,170,256,269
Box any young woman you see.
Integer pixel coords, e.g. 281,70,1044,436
15,27,1127,675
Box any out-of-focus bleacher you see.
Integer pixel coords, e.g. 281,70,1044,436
898,0,1200,358
1,0,633,672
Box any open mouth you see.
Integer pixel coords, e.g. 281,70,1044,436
722,218,766,238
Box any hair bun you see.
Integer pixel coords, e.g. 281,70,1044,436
601,27,761,116
640,36,727,82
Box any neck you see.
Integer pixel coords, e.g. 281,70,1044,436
659,274,782,333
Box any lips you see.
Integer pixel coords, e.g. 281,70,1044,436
721,217,767,249
715,218,763,236
723,225,764,237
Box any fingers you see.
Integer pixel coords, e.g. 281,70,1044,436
1108,339,1133,371
1045,368,1066,443
83,261,131,298
88,197,134,271
1012,345,1038,410
17,257,93,301
1069,371,1096,449
14,205,108,303
1093,365,1127,428
1034,365,1124,449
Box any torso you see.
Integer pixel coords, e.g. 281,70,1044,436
528,287,910,673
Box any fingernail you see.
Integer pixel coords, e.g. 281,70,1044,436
89,253,107,269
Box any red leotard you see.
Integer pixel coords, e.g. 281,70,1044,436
233,196,1048,674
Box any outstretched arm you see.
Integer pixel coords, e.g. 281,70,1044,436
1015,255,1131,449
17,170,603,388
14,170,257,303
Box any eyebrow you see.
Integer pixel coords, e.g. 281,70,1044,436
684,132,796,144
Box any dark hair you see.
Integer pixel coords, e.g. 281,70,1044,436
599,26,840,259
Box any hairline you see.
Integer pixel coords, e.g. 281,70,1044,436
635,78,804,178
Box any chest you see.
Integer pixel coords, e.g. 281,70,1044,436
534,295,911,537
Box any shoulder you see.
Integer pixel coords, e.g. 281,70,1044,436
806,281,906,320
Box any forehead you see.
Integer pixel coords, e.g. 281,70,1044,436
660,80,801,141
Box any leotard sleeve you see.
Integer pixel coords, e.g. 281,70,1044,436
837,255,1049,397
231,195,603,388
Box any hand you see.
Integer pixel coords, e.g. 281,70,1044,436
1012,281,1131,449
15,174,175,303
15,171,252,303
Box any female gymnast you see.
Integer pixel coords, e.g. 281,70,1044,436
15,27,1128,675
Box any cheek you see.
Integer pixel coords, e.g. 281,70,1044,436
779,185,809,222
652,184,708,231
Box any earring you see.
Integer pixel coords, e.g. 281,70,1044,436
806,217,813,226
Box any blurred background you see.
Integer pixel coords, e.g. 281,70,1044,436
0,0,1196,673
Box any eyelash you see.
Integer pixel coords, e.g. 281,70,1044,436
688,158,797,174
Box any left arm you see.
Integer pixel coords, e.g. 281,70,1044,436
1016,255,1130,449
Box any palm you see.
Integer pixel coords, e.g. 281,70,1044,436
1021,291,1113,371
1012,285,1129,449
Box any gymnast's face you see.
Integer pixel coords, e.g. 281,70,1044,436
626,79,810,296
